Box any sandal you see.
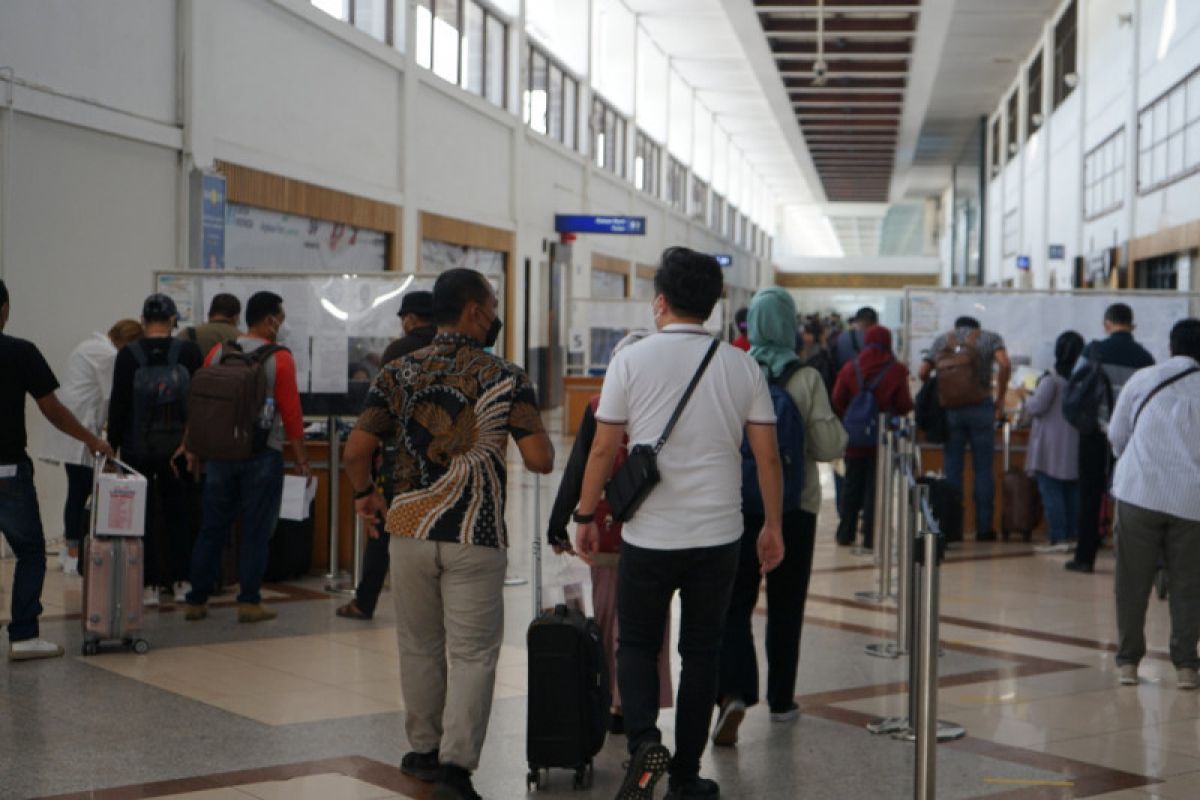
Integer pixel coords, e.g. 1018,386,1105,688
336,601,372,620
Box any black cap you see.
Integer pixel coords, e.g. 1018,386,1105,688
852,306,878,324
142,293,179,321
398,290,433,318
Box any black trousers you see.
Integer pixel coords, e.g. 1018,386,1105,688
63,463,93,545
836,455,877,547
1073,432,1111,567
719,508,817,712
126,457,194,589
352,529,391,616
618,539,739,782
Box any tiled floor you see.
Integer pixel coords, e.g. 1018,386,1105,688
3,458,1198,799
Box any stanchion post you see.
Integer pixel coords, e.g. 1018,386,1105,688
879,428,895,600
856,416,891,603
915,517,939,799
325,415,341,586
895,440,914,654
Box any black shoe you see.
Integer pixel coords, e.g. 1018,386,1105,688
711,698,746,747
976,531,997,542
666,776,720,799
1064,560,1094,574
615,740,671,799
400,749,440,782
609,711,625,735
432,764,481,800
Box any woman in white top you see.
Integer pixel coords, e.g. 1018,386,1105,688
39,320,142,573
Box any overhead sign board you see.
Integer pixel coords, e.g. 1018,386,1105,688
1016,255,1031,270
1048,244,1066,260
554,215,647,235
714,254,733,267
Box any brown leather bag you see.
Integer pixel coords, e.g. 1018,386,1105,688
935,330,989,408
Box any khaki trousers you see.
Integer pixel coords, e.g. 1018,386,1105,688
389,535,507,771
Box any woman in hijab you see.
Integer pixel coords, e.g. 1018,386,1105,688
1022,330,1085,553
713,288,848,744
831,324,913,550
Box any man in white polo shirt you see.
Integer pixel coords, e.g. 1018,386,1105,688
574,247,784,800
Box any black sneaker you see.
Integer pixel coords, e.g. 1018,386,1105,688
711,698,745,747
432,764,481,800
400,749,440,782
1064,560,1094,574
615,740,671,799
665,776,720,799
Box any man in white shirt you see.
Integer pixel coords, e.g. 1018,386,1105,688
574,247,784,800
1109,318,1200,690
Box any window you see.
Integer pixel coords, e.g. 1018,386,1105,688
990,117,1002,177
1006,89,1020,161
634,132,661,197
591,94,627,177
408,1,506,107
1137,66,1200,194
667,156,687,211
1027,53,1044,134
711,193,726,233
726,203,738,240
524,44,579,149
432,0,460,83
462,2,485,95
415,0,433,67
691,177,709,223
1135,256,1178,289
738,213,749,249
484,13,506,106
1053,0,1078,109
312,0,396,46
1002,208,1019,257
1084,128,1126,219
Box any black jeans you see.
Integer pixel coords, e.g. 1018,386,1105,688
719,509,817,712
126,456,194,590
63,463,93,546
1073,432,1111,567
836,455,876,547
618,539,739,782
353,530,391,616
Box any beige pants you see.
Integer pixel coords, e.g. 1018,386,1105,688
389,535,507,772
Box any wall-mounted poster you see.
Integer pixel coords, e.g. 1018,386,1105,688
224,204,387,272
421,240,505,275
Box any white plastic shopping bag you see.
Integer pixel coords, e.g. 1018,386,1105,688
542,553,593,616
94,460,148,537
279,475,317,521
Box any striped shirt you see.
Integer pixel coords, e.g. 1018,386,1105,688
1109,356,1200,522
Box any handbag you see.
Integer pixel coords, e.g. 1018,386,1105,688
605,339,720,523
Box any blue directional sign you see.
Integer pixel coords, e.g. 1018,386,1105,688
554,215,647,235
1016,255,1031,270
714,254,733,267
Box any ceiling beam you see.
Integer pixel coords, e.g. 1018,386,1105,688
776,58,908,73
767,38,912,55
755,0,919,8
797,108,902,118
784,76,906,89
762,17,917,35
791,91,904,103
799,119,899,128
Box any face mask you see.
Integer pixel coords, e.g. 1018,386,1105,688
484,316,503,348
274,317,291,342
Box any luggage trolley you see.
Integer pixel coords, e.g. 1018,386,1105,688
81,454,150,656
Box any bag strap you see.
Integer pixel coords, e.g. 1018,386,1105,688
166,338,181,369
250,343,287,365
865,358,895,392
185,327,198,344
771,359,803,387
130,341,148,369
654,339,720,455
1133,366,1200,427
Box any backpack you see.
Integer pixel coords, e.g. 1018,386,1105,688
934,330,989,408
914,375,947,444
741,362,806,515
128,339,190,461
1063,342,1112,435
842,358,894,449
185,343,285,461
833,328,862,372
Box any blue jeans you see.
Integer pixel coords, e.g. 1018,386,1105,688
1036,472,1079,545
944,401,995,538
0,462,47,641
187,450,284,605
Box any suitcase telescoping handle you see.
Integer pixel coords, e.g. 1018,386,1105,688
531,473,542,622
1002,420,1011,473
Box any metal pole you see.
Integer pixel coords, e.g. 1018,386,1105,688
895,469,915,655
915,523,940,799
865,433,911,660
880,427,898,599
856,415,890,602
325,415,351,593
351,515,364,589
531,474,543,620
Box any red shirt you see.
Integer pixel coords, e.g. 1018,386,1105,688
732,334,751,352
203,338,305,442
832,353,913,457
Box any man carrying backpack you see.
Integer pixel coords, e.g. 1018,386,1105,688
715,288,846,747
832,325,912,550
918,317,1010,541
178,293,241,357
182,291,310,623
107,294,203,606
831,306,878,374
1063,303,1154,574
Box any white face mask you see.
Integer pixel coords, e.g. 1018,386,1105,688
273,316,292,342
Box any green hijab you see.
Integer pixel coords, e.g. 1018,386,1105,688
748,287,801,380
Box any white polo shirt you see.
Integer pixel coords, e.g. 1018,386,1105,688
595,324,776,550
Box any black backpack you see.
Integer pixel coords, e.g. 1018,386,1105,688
128,339,190,461
914,376,948,444
1063,342,1111,435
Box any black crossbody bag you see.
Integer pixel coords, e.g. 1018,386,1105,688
605,339,721,523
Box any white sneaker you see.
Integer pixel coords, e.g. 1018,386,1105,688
143,587,159,607
1118,664,1139,685
60,545,80,576
1178,667,1198,690
9,638,65,662
175,582,192,603
1034,543,1072,554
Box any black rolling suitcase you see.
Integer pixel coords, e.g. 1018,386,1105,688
918,475,963,544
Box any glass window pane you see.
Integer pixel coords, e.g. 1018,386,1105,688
462,2,485,94
416,0,433,68
530,51,548,135
1153,142,1167,184
1188,76,1200,123
1169,131,1185,176
352,0,387,41
563,77,577,150
432,0,460,84
1139,111,1153,152
1154,102,1169,144
1187,122,1200,169
485,15,505,107
313,0,350,22
548,65,564,142
1139,151,1152,189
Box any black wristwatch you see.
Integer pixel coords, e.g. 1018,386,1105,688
572,510,596,524
354,485,376,500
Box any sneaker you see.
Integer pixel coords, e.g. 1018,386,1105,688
711,698,746,747
237,603,277,623
336,600,372,620
432,764,481,800
769,703,801,723
1034,543,1072,554
665,776,720,800
183,603,208,621
400,749,440,782
8,638,65,662
852,546,873,557
1118,664,1139,685
143,587,159,607
615,740,671,799
62,549,80,576
1064,560,1094,574
1177,667,1199,691
158,587,176,608
174,582,192,603
609,711,626,735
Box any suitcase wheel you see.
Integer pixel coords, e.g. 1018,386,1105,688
129,638,150,655
526,768,547,792
82,641,99,657
572,763,594,790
